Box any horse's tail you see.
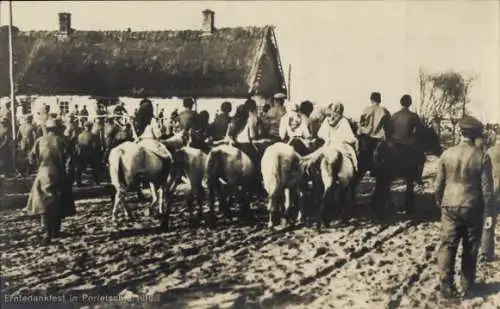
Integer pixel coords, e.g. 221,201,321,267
108,146,127,193
205,149,222,186
261,147,282,196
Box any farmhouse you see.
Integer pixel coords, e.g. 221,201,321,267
0,10,287,120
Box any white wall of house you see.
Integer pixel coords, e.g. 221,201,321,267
1,95,263,124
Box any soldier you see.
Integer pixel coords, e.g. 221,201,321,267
390,94,425,183
210,101,232,141
480,127,500,262
26,118,75,245
265,93,287,140
0,118,13,176
357,92,392,177
17,115,38,174
75,122,101,186
435,115,494,299
80,105,89,125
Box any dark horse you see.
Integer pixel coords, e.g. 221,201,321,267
354,126,442,216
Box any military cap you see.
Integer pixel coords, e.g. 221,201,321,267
370,92,381,103
273,93,287,100
459,115,484,135
45,118,58,129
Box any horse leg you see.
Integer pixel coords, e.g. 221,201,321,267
405,178,415,215
158,185,164,215
207,180,217,228
267,192,280,228
240,189,252,225
186,191,197,228
196,184,205,220
160,187,171,231
147,183,158,217
111,190,122,222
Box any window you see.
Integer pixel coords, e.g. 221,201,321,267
59,101,69,114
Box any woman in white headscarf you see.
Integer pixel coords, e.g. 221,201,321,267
318,102,359,171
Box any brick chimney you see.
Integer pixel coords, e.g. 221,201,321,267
202,9,215,34
58,12,72,34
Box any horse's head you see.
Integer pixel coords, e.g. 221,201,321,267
420,125,443,157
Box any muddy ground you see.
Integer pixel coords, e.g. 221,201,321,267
1,156,499,309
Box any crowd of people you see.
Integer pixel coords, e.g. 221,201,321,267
0,91,499,301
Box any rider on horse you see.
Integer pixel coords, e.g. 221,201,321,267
389,94,426,183
318,102,359,171
279,104,313,156
357,92,392,177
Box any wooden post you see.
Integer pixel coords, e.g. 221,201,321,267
287,63,291,102
8,0,17,174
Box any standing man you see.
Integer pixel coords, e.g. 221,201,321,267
26,119,75,245
75,122,101,186
265,93,287,140
357,92,392,177
481,127,500,261
435,115,494,299
80,105,89,125
17,115,38,175
0,118,13,177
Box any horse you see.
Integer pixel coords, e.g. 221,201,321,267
308,141,357,230
205,143,257,226
108,119,174,228
363,125,442,216
166,145,208,227
261,142,306,228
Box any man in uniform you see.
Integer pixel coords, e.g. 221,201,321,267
80,105,89,125
357,92,392,177
480,127,500,261
0,118,13,176
27,118,75,245
75,122,101,186
17,115,38,175
389,94,426,184
265,93,287,140
435,115,494,299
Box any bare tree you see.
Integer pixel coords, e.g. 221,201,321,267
417,69,475,126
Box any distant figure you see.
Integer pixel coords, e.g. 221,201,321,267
75,122,101,186
18,115,38,174
0,118,13,176
435,115,494,299
80,105,89,124
210,101,232,141
74,104,80,116
26,119,75,246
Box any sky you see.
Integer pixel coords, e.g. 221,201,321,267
1,1,499,122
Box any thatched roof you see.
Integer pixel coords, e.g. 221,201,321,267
0,25,287,98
